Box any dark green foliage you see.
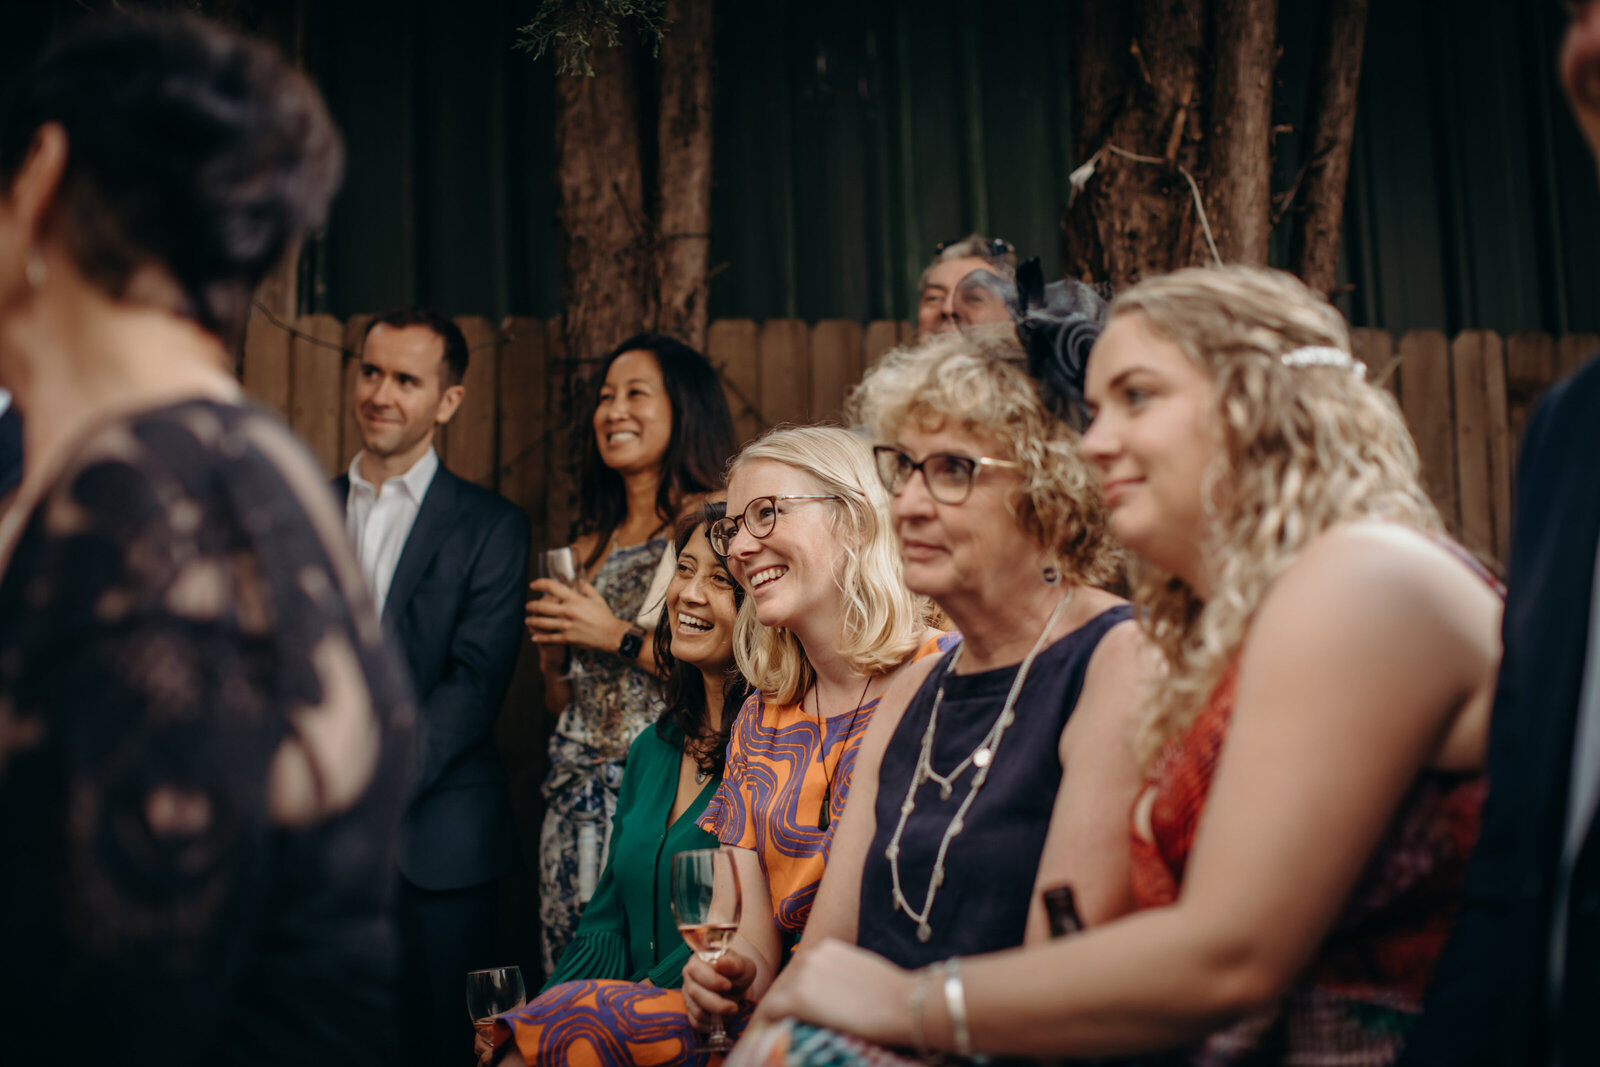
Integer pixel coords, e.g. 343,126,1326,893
514,0,667,77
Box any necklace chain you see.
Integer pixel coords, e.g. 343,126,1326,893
813,674,874,830
885,591,1074,943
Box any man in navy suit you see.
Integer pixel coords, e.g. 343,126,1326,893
335,309,529,1067
1400,5,1600,1065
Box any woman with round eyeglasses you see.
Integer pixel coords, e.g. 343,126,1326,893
726,324,1148,1067
674,425,955,1048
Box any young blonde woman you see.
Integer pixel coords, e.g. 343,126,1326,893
490,426,948,1067
744,266,1503,1066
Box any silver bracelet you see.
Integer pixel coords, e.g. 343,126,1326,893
907,966,932,1056
942,958,972,1058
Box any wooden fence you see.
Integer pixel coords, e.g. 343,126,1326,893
240,309,1587,565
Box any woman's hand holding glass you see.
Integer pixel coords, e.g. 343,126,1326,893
681,946,759,1034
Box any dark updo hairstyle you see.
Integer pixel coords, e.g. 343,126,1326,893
575,333,738,567
0,13,344,350
652,502,752,781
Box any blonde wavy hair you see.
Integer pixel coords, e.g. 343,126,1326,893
1111,266,1442,765
728,425,930,705
845,327,1123,588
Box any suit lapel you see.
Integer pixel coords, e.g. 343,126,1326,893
382,466,459,627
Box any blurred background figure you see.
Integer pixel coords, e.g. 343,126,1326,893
0,13,416,1067
525,333,737,975
914,234,1016,340
1400,3,1600,1065
336,308,530,1067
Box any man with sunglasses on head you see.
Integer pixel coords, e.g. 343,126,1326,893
916,234,1018,340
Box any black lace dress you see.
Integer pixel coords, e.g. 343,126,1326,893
0,400,415,1066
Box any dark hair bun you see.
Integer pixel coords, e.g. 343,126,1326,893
0,13,344,348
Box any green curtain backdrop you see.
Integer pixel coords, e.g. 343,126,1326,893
1,0,1596,334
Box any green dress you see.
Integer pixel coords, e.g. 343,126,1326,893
542,722,720,989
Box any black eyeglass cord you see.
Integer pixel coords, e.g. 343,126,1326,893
815,674,874,831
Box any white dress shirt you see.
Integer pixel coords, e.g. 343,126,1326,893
345,447,439,615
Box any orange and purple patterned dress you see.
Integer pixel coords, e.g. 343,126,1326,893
496,635,956,1067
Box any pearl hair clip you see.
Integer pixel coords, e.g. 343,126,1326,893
1281,345,1367,378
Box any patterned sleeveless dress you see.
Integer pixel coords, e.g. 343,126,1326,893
499,634,956,1067
539,538,669,974
1130,665,1487,1066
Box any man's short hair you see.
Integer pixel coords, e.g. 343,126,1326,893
361,309,469,386
918,234,1018,290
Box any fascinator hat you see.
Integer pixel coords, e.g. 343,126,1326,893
953,257,1110,432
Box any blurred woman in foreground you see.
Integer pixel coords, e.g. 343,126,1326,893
0,14,414,1065
746,266,1502,1066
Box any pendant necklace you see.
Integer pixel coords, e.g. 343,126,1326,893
813,675,874,831
885,590,1074,942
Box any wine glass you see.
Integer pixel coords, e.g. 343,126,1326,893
538,546,586,678
466,965,527,1052
671,847,743,1052
539,546,581,589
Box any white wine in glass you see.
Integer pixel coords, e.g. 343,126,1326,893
671,847,743,1052
466,965,527,1049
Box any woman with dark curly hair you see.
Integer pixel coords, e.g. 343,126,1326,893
476,504,751,1063
0,13,413,1066
525,333,738,973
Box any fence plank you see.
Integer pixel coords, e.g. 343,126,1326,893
339,314,373,471
1398,330,1457,534
864,320,904,368
544,317,578,544
709,319,762,443
290,314,346,475
810,320,865,424
498,317,550,548
1506,331,1556,464
1351,328,1397,401
760,319,811,427
447,316,500,488
1557,333,1599,380
242,307,292,420
1482,333,1513,560
1451,332,1494,559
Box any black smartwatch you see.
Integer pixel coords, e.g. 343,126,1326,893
617,624,645,661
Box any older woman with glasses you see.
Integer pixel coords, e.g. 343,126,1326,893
726,320,1150,1066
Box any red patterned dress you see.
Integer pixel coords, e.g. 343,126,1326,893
496,635,956,1067
1131,663,1487,1065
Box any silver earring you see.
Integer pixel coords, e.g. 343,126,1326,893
24,252,45,290
1042,563,1061,585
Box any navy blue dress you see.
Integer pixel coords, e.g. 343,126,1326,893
857,605,1132,969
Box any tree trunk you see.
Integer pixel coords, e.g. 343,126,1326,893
1293,0,1370,295
1204,0,1278,264
553,41,652,368
1063,0,1208,290
654,0,715,352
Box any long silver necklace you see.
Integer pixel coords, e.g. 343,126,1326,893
885,590,1074,942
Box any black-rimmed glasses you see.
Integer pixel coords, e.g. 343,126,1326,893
873,445,1020,505
708,495,841,558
